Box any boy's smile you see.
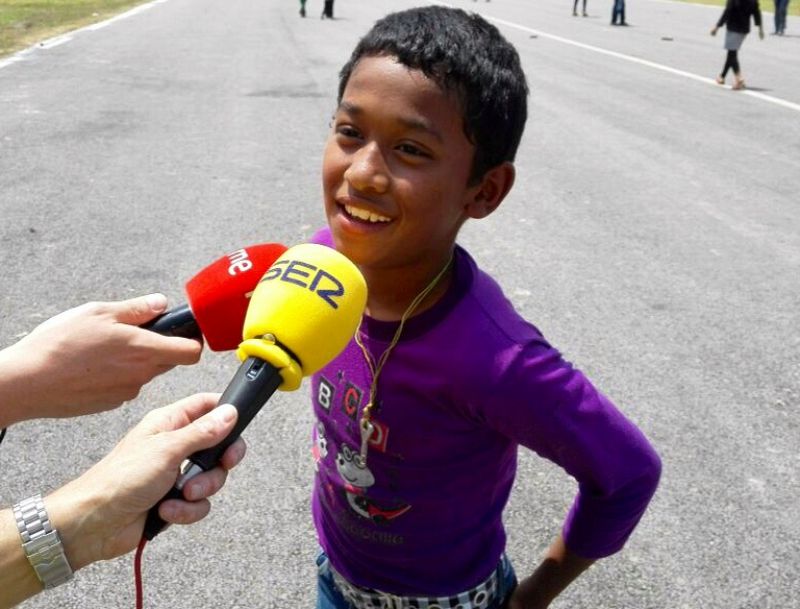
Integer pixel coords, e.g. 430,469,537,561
323,55,484,309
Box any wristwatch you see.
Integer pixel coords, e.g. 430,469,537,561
13,494,74,589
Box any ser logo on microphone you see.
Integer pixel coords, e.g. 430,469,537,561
260,260,345,309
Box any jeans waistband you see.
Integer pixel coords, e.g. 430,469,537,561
330,554,510,609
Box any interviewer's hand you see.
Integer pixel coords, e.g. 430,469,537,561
0,294,202,425
47,393,245,569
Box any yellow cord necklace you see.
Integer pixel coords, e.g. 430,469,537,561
353,254,454,466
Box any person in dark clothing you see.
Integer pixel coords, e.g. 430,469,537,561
300,0,307,18
774,0,791,34
574,0,588,17
321,0,334,19
711,0,764,89
611,0,627,25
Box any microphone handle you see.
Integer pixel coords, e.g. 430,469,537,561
142,356,283,540
141,303,201,339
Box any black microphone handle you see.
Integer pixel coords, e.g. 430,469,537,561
143,356,284,541
140,303,201,339
192,357,284,470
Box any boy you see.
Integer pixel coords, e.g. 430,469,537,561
308,7,661,608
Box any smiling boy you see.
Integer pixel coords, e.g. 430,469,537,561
308,7,661,609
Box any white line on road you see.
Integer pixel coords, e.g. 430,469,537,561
87,0,165,31
434,2,800,114
37,34,74,50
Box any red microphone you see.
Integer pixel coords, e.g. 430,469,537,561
142,243,288,351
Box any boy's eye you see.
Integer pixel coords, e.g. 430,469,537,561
335,124,362,139
396,143,430,158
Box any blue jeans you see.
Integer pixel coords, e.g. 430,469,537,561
774,0,790,33
316,552,517,609
611,0,626,24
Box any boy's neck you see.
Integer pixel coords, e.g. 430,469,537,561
361,257,455,322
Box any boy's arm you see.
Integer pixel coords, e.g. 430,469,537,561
508,535,594,609
485,344,662,605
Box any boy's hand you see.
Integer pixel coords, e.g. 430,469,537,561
506,577,551,609
506,535,595,609
710,27,718,36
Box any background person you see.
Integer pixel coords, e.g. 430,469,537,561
611,0,628,25
711,0,764,89
773,0,790,34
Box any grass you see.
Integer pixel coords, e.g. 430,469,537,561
2,0,798,59
0,0,149,57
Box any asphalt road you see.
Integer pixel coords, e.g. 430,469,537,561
1,0,798,607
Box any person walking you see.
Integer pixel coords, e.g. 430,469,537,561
711,0,764,90
774,0,791,34
574,0,588,17
321,0,334,19
300,0,307,18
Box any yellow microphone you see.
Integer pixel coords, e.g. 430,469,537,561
143,244,366,540
237,242,368,388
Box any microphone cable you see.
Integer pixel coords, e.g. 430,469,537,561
134,537,147,609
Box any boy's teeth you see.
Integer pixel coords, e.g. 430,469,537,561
345,205,390,223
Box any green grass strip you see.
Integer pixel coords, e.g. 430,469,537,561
1,0,150,57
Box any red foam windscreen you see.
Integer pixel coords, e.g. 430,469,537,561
185,243,288,351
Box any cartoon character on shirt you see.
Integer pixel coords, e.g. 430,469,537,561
335,443,411,524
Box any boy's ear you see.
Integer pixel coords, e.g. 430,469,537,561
465,162,516,219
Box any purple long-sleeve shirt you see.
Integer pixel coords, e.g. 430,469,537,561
309,229,661,596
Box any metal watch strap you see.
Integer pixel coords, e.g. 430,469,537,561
13,494,74,589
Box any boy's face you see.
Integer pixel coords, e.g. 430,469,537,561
323,55,481,275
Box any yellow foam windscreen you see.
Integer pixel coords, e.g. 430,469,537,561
238,243,367,386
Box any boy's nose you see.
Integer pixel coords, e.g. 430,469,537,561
344,143,390,194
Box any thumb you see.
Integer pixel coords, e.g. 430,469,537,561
163,404,239,460
111,293,169,325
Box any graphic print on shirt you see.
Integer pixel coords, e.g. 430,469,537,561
336,442,411,524
315,372,410,524
311,420,328,469
340,382,362,421
317,377,334,412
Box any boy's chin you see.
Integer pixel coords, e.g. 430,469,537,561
327,237,375,268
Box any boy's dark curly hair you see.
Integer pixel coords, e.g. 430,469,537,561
338,6,529,184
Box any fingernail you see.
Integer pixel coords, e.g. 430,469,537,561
146,293,168,313
184,483,202,501
230,442,245,466
212,404,237,425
